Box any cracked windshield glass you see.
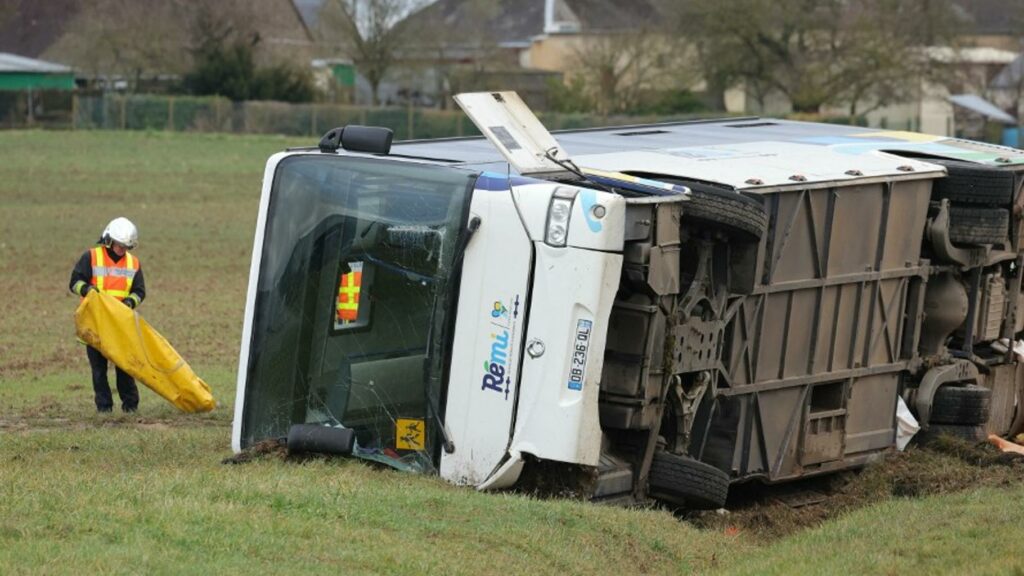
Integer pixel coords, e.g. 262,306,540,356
241,155,475,472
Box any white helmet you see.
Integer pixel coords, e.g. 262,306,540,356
101,217,138,249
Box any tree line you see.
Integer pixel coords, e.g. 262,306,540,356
48,0,1020,116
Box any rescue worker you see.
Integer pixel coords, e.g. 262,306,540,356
68,217,145,413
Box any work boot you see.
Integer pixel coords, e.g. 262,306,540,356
97,406,113,413
123,405,137,413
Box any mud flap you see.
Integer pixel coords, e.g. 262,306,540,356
695,394,741,475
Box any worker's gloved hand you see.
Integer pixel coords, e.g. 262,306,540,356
81,285,94,296
123,298,136,310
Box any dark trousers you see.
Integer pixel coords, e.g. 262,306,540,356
86,345,139,412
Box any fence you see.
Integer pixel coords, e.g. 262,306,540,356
1,91,934,143
0,92,736,140
0,90,75,128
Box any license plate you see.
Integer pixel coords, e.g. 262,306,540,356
568,319,592,391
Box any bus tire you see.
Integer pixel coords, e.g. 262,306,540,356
929,158,1015,206
683,187,768,242
648,451,730,510
948,206,1009,245
929,384,991,426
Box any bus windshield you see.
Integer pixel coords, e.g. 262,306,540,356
239,154,475,472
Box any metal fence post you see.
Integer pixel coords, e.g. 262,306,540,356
311,105,317,136
407,105,414,140
120,95,127,130
71,93,78,130
167,96,175,131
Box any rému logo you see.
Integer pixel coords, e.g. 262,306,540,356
480,330,510,398
480,295,519,400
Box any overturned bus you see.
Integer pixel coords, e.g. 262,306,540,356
232,92,1024,509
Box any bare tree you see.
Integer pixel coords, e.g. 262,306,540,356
406,0,504,109
45,0,302,94
323,0,428,106
56,0,188,90
568,31,694,116
837,0,963,117
666,0,960,115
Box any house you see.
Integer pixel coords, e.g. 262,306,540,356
953,0,1024,52
812,46,1019,137
395,0,679,112
0,52,75,125
0,0,316,91
295,0,562,107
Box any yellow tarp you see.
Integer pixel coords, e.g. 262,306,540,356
75,291,215,413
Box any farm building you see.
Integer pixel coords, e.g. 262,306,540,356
0,52,74,126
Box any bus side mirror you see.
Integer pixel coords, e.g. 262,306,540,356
287,424,355,456
318,125,393,155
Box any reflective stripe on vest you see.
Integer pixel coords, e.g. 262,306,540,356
90,246,139,301
336,263,362,322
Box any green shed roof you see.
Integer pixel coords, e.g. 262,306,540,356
0,52,74,91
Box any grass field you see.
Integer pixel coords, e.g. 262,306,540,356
2,130,1024,575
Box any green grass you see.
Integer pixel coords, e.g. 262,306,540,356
2,129,1024,574
0,427,755,575
0,130,305,380
717,488,1024,575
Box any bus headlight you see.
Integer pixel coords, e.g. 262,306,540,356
546,187,577,247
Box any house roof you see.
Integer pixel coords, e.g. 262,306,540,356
926,46,1019,64
410,0,546,47
405,0,1016,44
0,52,72,74
991,53,1024,89
556,0,660,33
292,0,326,33
0,0,81,58
407,0,659,48
948,94,1017,124
953,0,1024,36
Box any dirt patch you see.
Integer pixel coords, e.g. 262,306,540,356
98,416,225,429
0,406,229,432
135,422,172,431
19,396,64,419
513,457,599,500
688,438,1024,541
221,438,290,464
0,349,81,380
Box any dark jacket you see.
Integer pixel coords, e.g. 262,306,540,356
69,246,146,305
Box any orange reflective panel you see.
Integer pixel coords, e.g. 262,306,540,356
336,262,363,323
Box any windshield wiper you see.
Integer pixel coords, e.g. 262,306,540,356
424,215,482,455
451,216,481,269
425,378,455,454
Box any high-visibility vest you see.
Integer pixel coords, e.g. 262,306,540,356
90,246,139,302
336,263,362,323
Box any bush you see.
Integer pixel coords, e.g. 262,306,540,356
546,76,593,114
185,39,314,103
251,65,315,104
633,90,707,115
